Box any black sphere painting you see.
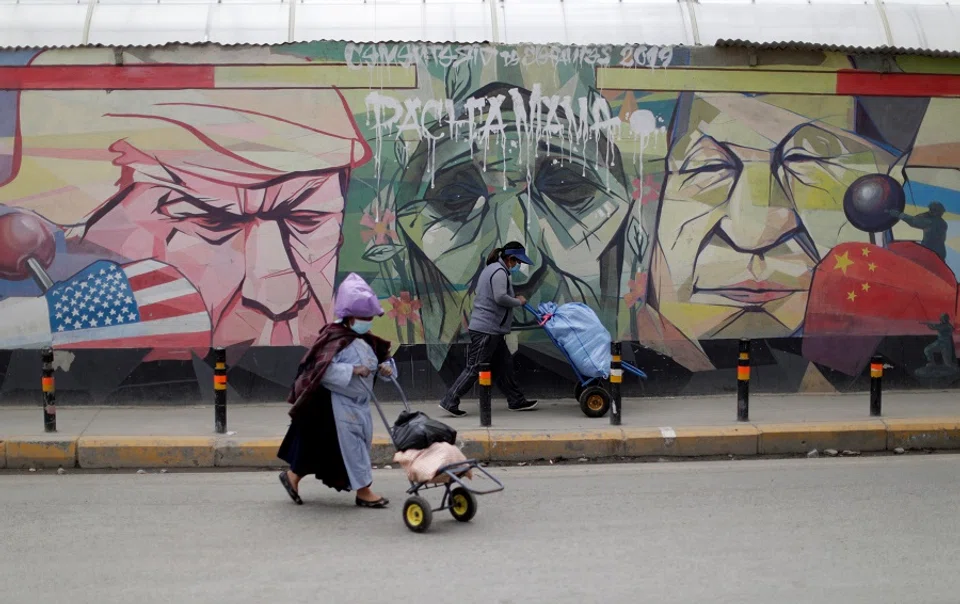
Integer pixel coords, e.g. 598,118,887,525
843,173,906,233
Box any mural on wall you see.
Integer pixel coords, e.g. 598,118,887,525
0,41,959,402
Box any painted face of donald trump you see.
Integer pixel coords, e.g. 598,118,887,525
0,50,371,349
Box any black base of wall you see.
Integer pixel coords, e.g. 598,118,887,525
0,336,957,405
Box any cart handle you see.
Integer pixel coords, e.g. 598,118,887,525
622,361,648,380
360,374,413,452
380,373,412,413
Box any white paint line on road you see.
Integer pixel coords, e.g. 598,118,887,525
660,426,676,445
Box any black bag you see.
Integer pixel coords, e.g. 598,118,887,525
391,410,457,452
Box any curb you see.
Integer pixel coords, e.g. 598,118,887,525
78,437,217,469
3,419,960,469
4,437,77,469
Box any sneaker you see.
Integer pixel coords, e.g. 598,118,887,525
439,404,468,418
508,399,539,411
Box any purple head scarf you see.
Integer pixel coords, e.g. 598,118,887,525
334,273,384,319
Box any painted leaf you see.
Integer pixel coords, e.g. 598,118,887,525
627,218,646,259
394,137,408,167
362,243,405,264
444,60,473,107
587,87,603,126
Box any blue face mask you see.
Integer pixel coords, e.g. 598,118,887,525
351,320,373,335
510,264,521,274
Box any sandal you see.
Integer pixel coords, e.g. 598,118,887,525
355,496,390,509
279,471,303,505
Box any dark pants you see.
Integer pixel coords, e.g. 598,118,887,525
441,331,526,409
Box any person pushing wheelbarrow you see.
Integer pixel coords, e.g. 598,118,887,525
440,241,539,417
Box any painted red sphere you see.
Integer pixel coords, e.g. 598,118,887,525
0,211,56,280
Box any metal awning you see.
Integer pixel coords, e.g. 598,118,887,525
0,0,957,53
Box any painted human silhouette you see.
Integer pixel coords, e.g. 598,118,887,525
887,202,948,260
922,313,957,369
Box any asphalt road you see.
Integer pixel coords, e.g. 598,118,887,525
2,456,959,604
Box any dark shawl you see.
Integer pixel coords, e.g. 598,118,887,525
278,322,391,491
287,322,392,418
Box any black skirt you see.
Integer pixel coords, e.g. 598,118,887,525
277,388,351,492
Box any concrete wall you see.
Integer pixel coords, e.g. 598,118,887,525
0,41,959,403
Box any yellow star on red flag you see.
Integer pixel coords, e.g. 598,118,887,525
834,251,854,275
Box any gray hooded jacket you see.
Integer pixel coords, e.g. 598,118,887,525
468,259,522,335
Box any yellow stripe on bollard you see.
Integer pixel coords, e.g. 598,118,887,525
478,371,492,386
737,366,750,381
870,363,883,378
610,368,623,384
41,377,54,393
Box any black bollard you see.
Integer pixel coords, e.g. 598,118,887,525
214,347,227,434
41,348,56,433
870,355,883,417
610,341,622,426
479,362,492,427
737,339,750,422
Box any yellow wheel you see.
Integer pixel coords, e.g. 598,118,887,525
578,386,611,418
449,487,478,523
403,496,433,533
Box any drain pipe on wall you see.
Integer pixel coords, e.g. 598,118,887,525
489,0,501,45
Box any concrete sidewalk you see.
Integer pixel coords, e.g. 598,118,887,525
2,391,959,469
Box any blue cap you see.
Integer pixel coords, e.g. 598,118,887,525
503,247,533,265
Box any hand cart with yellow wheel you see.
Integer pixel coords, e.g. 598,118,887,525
523,303,648,418
366,377,504,534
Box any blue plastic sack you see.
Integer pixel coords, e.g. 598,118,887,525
537,302,611,379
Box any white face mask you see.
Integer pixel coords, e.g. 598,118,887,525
351,320,373,335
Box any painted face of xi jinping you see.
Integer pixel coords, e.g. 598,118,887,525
397,85,631,335
651,93,896,340
78,136,347,349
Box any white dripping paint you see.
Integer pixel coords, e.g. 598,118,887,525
364,85,624,192
627,109,667,185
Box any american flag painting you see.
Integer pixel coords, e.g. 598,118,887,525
0,259,211,349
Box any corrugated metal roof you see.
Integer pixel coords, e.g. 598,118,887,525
715,38,960,59
0,0,957,54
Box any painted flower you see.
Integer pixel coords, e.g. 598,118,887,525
387,291,422,327
360,209,398,245
624,271,648,308
631,174,660,205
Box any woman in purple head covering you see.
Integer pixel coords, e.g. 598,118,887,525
277,273,396,508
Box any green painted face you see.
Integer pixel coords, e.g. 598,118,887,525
396,85,630,345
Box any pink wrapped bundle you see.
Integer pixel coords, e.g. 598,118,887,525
393,442,474,484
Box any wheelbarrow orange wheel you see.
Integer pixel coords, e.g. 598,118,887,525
403,496,433,533
578,386,611,418
449,487,478,523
